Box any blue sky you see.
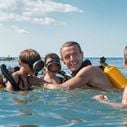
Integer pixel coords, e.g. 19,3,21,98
0,0,127,57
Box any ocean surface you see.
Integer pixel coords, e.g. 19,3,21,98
0,57,127,127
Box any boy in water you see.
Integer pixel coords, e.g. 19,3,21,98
5,49,44,91
41,53,65,84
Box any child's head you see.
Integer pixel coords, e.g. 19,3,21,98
44,53,61,73
124,45,127,70
19,49,44,73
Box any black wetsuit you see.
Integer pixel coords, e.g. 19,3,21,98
71,59,95,88
71,59,92,77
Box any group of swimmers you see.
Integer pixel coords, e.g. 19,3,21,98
0,41,127,105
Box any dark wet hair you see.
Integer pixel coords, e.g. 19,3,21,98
44,53,60,65
44,53,61,72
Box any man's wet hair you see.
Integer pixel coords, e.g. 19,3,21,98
60,41,83,56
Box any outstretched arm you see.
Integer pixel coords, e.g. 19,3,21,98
93,94,127,108
28,75,61,89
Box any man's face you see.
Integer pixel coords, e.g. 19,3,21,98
61,45,83,72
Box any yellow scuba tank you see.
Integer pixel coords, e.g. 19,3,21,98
100,57,127,89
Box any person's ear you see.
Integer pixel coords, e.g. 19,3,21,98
18,60,22,66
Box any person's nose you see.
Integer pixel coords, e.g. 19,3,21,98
70,55,74,61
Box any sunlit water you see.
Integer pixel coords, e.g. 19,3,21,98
0,57,127,127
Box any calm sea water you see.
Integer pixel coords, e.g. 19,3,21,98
0,57,127,127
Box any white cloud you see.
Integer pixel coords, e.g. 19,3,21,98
11,25,29,34
0,24,29,34
15,28,29,34
23,0,83,16
0,11,59,25
0,0,16,9
0,12,17,21
0,0,83,25
33,17,56,25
